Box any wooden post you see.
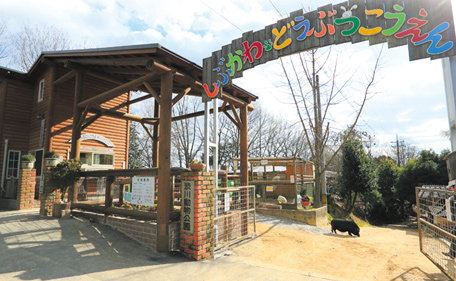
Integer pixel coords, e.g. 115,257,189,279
240,106,248,236
157,71,173,252
105,176,114,208
240,106,248,186
153,100,160,167
69,70,84,202
46,65,57,153
416,187,423,252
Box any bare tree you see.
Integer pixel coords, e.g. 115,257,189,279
281,47,382,207
171,96,204,167
9,22,72,72
0,17,8,61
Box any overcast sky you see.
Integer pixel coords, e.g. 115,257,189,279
1,0,455,155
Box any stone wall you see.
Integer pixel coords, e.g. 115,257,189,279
257,205,328,227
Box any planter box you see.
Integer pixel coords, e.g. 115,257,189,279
45,158,60,167
53,202,71,219
21,161,35,169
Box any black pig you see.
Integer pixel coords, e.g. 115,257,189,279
331,218,360,237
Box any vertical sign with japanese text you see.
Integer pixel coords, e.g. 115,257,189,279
181,181,194,234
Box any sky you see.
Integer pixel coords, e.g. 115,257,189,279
0,0,455,156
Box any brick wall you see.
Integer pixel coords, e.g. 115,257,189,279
72,211,180,251
180,171,215,261
16,169,36,210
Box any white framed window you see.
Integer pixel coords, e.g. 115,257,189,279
80,151,114,170
38,79,45,102
6,150,21,179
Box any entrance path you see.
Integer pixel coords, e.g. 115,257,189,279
0,209,348,281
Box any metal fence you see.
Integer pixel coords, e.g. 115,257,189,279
416,186,456,280
214,185,256,250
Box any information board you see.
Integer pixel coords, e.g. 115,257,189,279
131,177,155,206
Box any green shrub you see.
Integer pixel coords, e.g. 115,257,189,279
47,159,81,201
21,154,36,162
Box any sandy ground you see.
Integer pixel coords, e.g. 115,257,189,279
227,214,449,281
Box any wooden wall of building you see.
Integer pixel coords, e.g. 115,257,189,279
49,66,129,170
0,78,33,176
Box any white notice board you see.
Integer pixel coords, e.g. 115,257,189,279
131,177,155,206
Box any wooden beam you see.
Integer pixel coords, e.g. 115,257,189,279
223,111,240,129
69,70,85,203
90,104,158,125
240,106,248,186
172,106,227,122
59,57,152,66
140,122,154,140
157,71,173,253
77,104,91,129
153,100,159,167
46,65,57,153
113,94,153,110
143,81,161,104
81,113,101,131
229,103,243,129
172,87,191,106
53,69,76,86
78,72,160,108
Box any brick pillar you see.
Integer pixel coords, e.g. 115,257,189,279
180,171,215,261
16,169,36,210
39,168,61,216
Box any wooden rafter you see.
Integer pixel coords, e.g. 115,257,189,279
140,122,154,140
143,81,161,104
113,94,153,110
223,111,240,129
172,106,228,122
229,103,243,129
172,87,191,106
53,70,76,86
78,72,160,108
90,104,158,125
81,113,102,131
57,57,152,66
77,104,91,129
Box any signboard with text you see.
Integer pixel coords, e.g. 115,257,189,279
202,0,456,100
131,177,155,206
181,181,195,234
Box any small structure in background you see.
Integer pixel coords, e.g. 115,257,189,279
233,157,314,209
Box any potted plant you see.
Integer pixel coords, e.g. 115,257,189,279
189,159,206,171
47,159,82,218
301,195,311,207
44,151,60,167
21,154,36,169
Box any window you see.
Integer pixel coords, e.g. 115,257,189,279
80,151,114,170
38,79,44,102
6,150,21,179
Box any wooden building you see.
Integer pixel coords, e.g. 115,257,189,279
0,43,257,242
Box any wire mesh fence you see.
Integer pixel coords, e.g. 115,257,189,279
417,186,456,280
214,186,256,250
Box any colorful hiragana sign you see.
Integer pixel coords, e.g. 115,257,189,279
202,0,456,100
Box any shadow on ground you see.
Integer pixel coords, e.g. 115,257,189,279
0,210,189,280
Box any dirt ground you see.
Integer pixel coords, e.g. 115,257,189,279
229,215,450,281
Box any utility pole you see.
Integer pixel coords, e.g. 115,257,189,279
391,134,405,167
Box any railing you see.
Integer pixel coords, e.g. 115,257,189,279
72,167,188,221
416,186,456,280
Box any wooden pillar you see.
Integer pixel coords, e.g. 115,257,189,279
240,106,248,186
45,65,57,153
153,100,160,167
69,70,84,202
156,71,173,252
105,176,114,208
